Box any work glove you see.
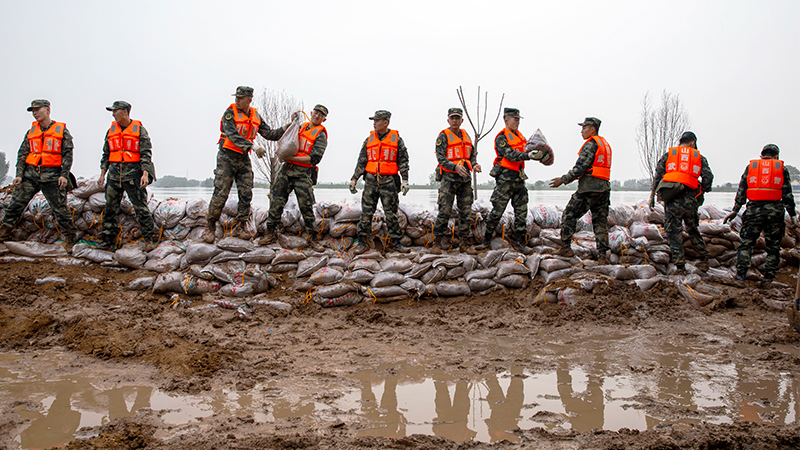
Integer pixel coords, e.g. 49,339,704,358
349,179,357,194
401,182,410,196
253,145,266,158
723,212,738,224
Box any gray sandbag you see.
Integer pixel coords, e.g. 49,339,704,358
217,237,255,253
87,192,106,212
353,249,383,261
630,278,660,291
421,265,447,284
143,253,182,273
318,291,362,307
309,266,344,286
465,267,497,281
400,278,426,297
629,264,657,279
406,262,432,279
371,271,407,288
241,247,276,264
185,198,208,220
349,258,382,273
445,266,467,279
698,220,730,235
469,278,497,291
272,248,306,264
291,279,314,292
569,272,611,292
630,221,663,242
209,251,242,264
278,234,308,249
334,203,362,222
53,257,92,267
153,272,221,295
451,253,478,272
71,175,104,199
677,282,715,307
185,242,222,265
589,265,636,280
540,267,581,283
297,255,329,278
316,281,360,298
267,262,298,273
432,256,463,269
4,241,68,258
381,258,414,273
419,253,445,264
539,257,572,273
435,280,471,297
649,251,670,265
327,257,348,269
361,285,408,298
525,254,541,278
706,267,733,279
71,243,115,264
153,199,187,229
219,282,255,298
128,276,156,291
496,260,531,279
479,249,506,268
342,269,374,284
204,260,246,284
495,274,529,288
114,247,147,269
188,264,213,280
147,241,185,260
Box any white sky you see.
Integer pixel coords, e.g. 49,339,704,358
1,0,797,185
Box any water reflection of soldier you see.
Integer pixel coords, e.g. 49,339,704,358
556,363,603,431
106,386,153,420
484,369,525,442
357,375,407,438
20,383,81,449
433,379,477,442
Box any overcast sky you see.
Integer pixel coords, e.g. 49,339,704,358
1,0,797,186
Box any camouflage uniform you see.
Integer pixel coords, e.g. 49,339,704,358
433,128,477,241
351,130,410,240
484,132,532,241
652,150,713,265
731,163,796,279
264,126,327,236
208,105,285,223
558,139,611,253
1,121,76,238
100,121,157,245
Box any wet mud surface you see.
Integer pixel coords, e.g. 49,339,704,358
0,260,799,449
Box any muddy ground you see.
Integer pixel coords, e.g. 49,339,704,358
1,258,799,449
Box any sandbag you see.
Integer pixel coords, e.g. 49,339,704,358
479,249,506,268
72,176,104,198
589,265,636,280
241,247,276,264
400,278,426,297
4,241,68,258
128,277,156,291
334,203,363,222
219,282,255,298
406,262,432,279
371,271,407,288
217,237,255,253
316,281,360,298
629,264,657,279
349,258,382,273
143,253,182,273
113,248,147,269
209,251,241,264
381,258,414,273
203,260,246,284
538,258,571,273
540,267,580,283
468,278,497,291
272,249,306,264
342,269,374,284
87,192,106,212
531,205,561,229
147,241,185,260
318,291,362,308
421,265,447,284
362,285,408,298
432,256,463,269
72,243,115,263
153,272,221,295
496,260,531,279
185,198,208,220
525,254,541,278
153,199,187,230
309,266,344,286
698,220,731,235
185,242,222,265
465,267,497,282
297,256,329,278
435,280,471,297
630,221,663,241
649,251,670,265
267,262,298,273
277,119,301,160
278,234,308,249
495,274,528,289
445,266,466,279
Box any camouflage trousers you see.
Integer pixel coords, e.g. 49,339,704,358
484,178,528,240
357,176,402,240
561,191,610,253
102,178,155,244
664,193,707,265
1,176,75,235
265,165,316,235
433,175,474,239
735,202,785,278
207,149,253,222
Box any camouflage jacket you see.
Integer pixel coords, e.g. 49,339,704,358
100,123,156,183
220,106,287,154
652,150,713,196
560,140,610,193
492,131,531,182
16,121,73,182
436,129,477,182
282,128,328,178
732,163,796,217
351,129,409,185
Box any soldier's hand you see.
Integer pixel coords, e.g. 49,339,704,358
474,163,482,173
723,212,738,224
349,179,357,194
253,145,266,158
97,173,105,188
13,177,22,187
648,195,655,210
456,164,469,178
58,176,68,190
140,171,149,188
401,182,410,196
549,177,563,188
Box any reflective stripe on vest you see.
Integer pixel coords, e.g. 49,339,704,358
581,136,611,181
291,122,327,168
219,104,261,154
365,130,399,175
439,128,473,173
25,121,65,168
662,146,702,189
108,120,142,163
746,159,783,201
494,128,527,172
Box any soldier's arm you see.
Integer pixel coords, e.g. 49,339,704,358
221,108,255,151
308,131,327,166
350,140,368,181
731,166,749,213
256,111,287,141
561,141,597,184
496,134,530,162
781,167,796,217
396,136,409,183
60,127,74,179
435,132,457,172
100,130,111,173
139,125,155,180
651,152,669,190
16,131,31,178
699,156,713,193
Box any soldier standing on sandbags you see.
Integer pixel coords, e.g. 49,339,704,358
430,107,481,255
349,110,410,255
96,101,158,252
649,131,712,274
259,105,328,252
724,144,798,285
479,108,535,255
202,86,295,244
550,117,611,262
0,99,77,250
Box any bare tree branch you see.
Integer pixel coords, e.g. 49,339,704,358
456,86,505,198
636,90,691,185
250,89,303,187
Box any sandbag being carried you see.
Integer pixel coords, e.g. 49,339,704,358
277,119,300,160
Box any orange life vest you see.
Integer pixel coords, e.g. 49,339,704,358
365,130,399,175
291,122,327,168
746,159,784,201
219,104,261,154
439,128,473,173
25,121,66,167
582,136,612,181
662,146,702,189
493,128,527,172
108,120,142,163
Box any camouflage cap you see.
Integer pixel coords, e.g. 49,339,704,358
504,107,522,118
232,86,254,97
448,107,463,117
106,100,132,112
679,131,697,143
761,143,780,156
578,117,601,128
26,99,50,111
369,110,391,120
313,104,329,116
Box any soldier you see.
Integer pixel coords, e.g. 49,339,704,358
430,107,482,255
96,101,158,251
724,144,798,285
348,110,410,255
550,117,612,262
0,99,77,250
480,108,537,254
259,104,328,251
649,131,713,273
202,86,294,244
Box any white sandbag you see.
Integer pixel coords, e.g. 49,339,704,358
329,222,357,238
349,258,382,273
153,199,187,230
525,254,541,278
531,205,561,229
209,251,241,264
276,119,300,160
445,266,466,279
272,249,306,264
309,267,344,286
316,281,360,298
241,247,276,264
435,280,471,297
495,274,529,289
87,192,107,212
112,247,146,269
629,264,657,279
608,204,635,227
334,203,363,222
203,260,246,284
143,253,182,273
400,278,426,297
469,278,497,291
184,242,222,265
297,256,329,278
71,243,115,263
72,175,104,198
217,237,255,253
630,278,660,291
327,257,348,269
278,234,308,249
540,267,581,283
219,282,255,298
465,267,497,282
630,221,663,241
4,241,68,258
53,257,92,267
588,265,636,280
479,249,506,268
496,260,531,279
185,198,208,220
147,241,185,260
128,277,156,291
362,285,408,298
538,258,572,273
153,272,220,295
342,269,374,284
371,271,407,288
698,220,730,235
381,258,414,273
649,251,670,265
421,265,447,284
267,262,298,273
318,291,362,307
